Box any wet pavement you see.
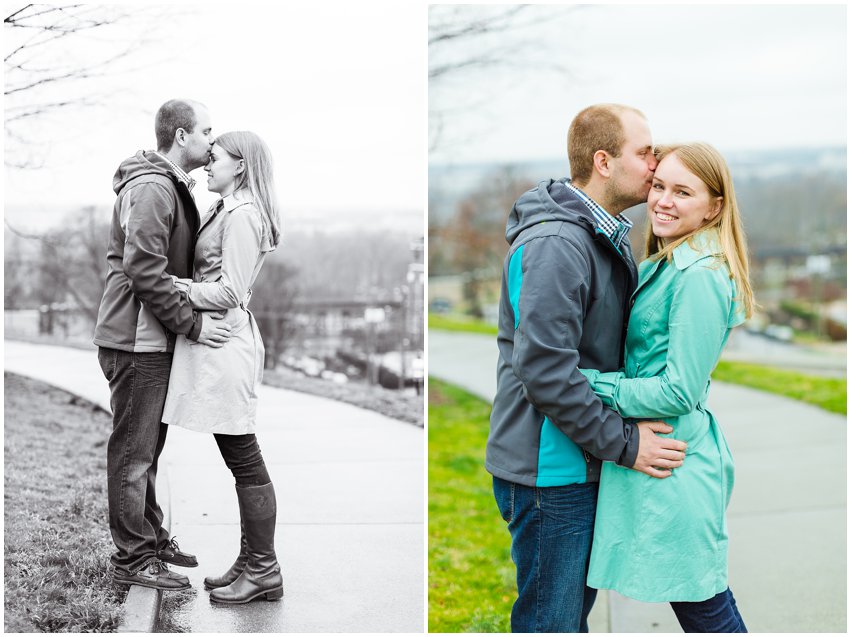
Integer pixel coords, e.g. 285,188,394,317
5,340,424,633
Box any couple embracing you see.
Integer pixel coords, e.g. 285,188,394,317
93,99,283,604
487,104,755,632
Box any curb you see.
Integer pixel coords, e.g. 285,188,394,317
3,366,169,633
117,587,162,633
117,464,172,632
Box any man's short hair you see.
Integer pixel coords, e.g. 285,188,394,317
155,99,198,152
567,104,646,186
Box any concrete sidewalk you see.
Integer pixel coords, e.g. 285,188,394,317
5,340,424,633
429,330,846,633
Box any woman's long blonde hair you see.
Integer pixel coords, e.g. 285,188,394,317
645,142,755,319
216,131,281,249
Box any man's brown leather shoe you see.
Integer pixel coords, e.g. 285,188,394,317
158,537,198,568
113,559,191,591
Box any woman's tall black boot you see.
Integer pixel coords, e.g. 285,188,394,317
209,482,283,604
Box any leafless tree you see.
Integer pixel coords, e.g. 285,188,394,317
428,5,582,153
283,229,418,302
252,258,302,369
5,3,170,168
3,206,108,339
428,5,531,81
4,233,29,310
4,3,177,338
433,166,534,315
30,207,108,319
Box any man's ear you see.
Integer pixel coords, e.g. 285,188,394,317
593,150,611,178
174,128,187,148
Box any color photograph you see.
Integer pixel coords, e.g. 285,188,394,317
429,4,846,633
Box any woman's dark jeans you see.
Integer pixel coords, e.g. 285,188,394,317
671,587,748,633
214,433,270,486
98,347,171,573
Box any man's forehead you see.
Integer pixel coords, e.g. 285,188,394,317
193,106,212,127
620,113,652,146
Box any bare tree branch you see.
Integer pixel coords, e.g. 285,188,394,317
4,3,177,168
429,5,583,155
5,97,97,122
4,218,55,245
428,5,527,45
5,67,95,94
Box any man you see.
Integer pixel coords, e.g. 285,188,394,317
94,99,232,590
486,104,689,632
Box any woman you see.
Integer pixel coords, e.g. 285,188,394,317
161,131,283,605
580,142,755,632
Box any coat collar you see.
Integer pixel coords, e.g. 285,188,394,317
197,189,254,237
632,229,724,300
218,188,276,254
671,229,724,271
221,188,254,213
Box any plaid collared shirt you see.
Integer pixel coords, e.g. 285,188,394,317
152,151,196,191
564,180,633,249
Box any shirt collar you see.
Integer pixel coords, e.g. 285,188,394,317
563,179,633,243
152,151,195,191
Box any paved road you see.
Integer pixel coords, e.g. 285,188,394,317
723,329,846,378
5,340,424,633
429,330,846,633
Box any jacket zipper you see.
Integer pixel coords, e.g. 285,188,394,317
593,231,637,365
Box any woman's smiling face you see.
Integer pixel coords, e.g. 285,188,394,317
647,153,722,243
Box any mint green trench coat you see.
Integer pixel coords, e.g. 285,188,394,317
580,230,745,603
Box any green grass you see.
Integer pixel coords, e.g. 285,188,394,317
712,360,846,415
428,313,498,336
4,372,125,632
428,378,512,633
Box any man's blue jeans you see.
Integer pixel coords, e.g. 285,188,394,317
671,587,748,632
98,347,171,573
493,476,598,633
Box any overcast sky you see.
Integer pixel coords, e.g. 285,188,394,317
5,3,425,230
429,4,847,166
4,4,847,230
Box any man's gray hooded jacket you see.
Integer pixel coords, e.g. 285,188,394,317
486,178,641,487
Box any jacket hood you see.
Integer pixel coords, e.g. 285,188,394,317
113,151,177,195
505,179,595,245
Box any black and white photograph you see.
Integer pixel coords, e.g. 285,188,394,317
5,3,424,632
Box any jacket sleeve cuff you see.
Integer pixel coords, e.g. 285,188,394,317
588,370,626,410
616,420,638,468
187,312,202,342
